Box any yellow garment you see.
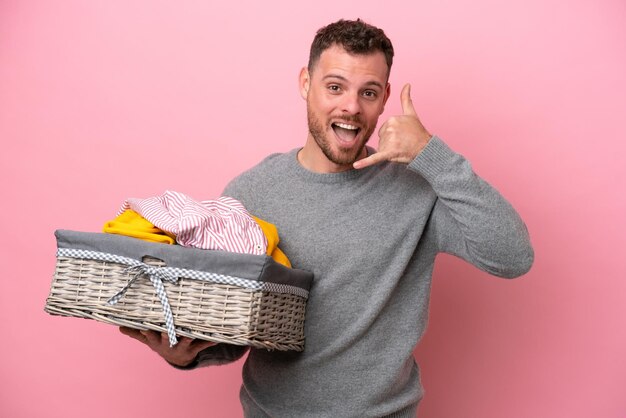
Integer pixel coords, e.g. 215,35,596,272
103,209,176,244
253,216,291,268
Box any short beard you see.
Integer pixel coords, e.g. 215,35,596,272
306,104,371,167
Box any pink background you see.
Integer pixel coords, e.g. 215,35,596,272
1,1,625,417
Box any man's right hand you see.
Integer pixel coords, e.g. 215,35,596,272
119,326,217,367
353,83,432,170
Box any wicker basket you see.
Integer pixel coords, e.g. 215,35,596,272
44,230,313,351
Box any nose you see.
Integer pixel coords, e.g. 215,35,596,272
340,92,361,115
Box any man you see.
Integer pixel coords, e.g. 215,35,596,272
121,19,534,417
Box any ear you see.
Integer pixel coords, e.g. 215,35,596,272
299,67,310,100
380,82,391,114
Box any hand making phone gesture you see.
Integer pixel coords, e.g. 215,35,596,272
354,83,432,169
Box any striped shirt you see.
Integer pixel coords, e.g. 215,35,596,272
119,191,267,255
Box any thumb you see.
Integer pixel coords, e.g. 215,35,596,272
401,83,417,116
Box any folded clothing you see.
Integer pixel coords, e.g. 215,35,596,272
103,209,292,267
253,216,291,268
103,209,176,244
119,191,267,256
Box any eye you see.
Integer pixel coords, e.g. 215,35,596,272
327,84,341,93
362,90,378,100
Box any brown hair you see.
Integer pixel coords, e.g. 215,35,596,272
308,19,394,75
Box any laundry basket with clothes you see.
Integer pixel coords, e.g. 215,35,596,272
44,191,313,351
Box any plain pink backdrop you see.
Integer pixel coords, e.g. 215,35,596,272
1,1,625,417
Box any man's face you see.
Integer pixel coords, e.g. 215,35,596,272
300,44,390,171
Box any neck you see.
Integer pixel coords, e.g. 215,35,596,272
297,135,368,174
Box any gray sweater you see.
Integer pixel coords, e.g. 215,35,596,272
187,136,533,417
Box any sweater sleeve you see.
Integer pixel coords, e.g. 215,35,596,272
408,136,534,278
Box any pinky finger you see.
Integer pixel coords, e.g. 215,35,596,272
353,152,385,169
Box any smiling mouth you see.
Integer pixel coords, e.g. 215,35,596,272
331,122,361,143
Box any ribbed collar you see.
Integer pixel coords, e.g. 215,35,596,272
286,146,377,184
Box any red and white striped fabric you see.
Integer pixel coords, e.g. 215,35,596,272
118,191,267,255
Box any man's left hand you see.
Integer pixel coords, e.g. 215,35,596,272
353,83,431,169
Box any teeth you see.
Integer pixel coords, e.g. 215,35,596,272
334,122,358,130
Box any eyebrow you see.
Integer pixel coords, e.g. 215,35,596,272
322,74,385,91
